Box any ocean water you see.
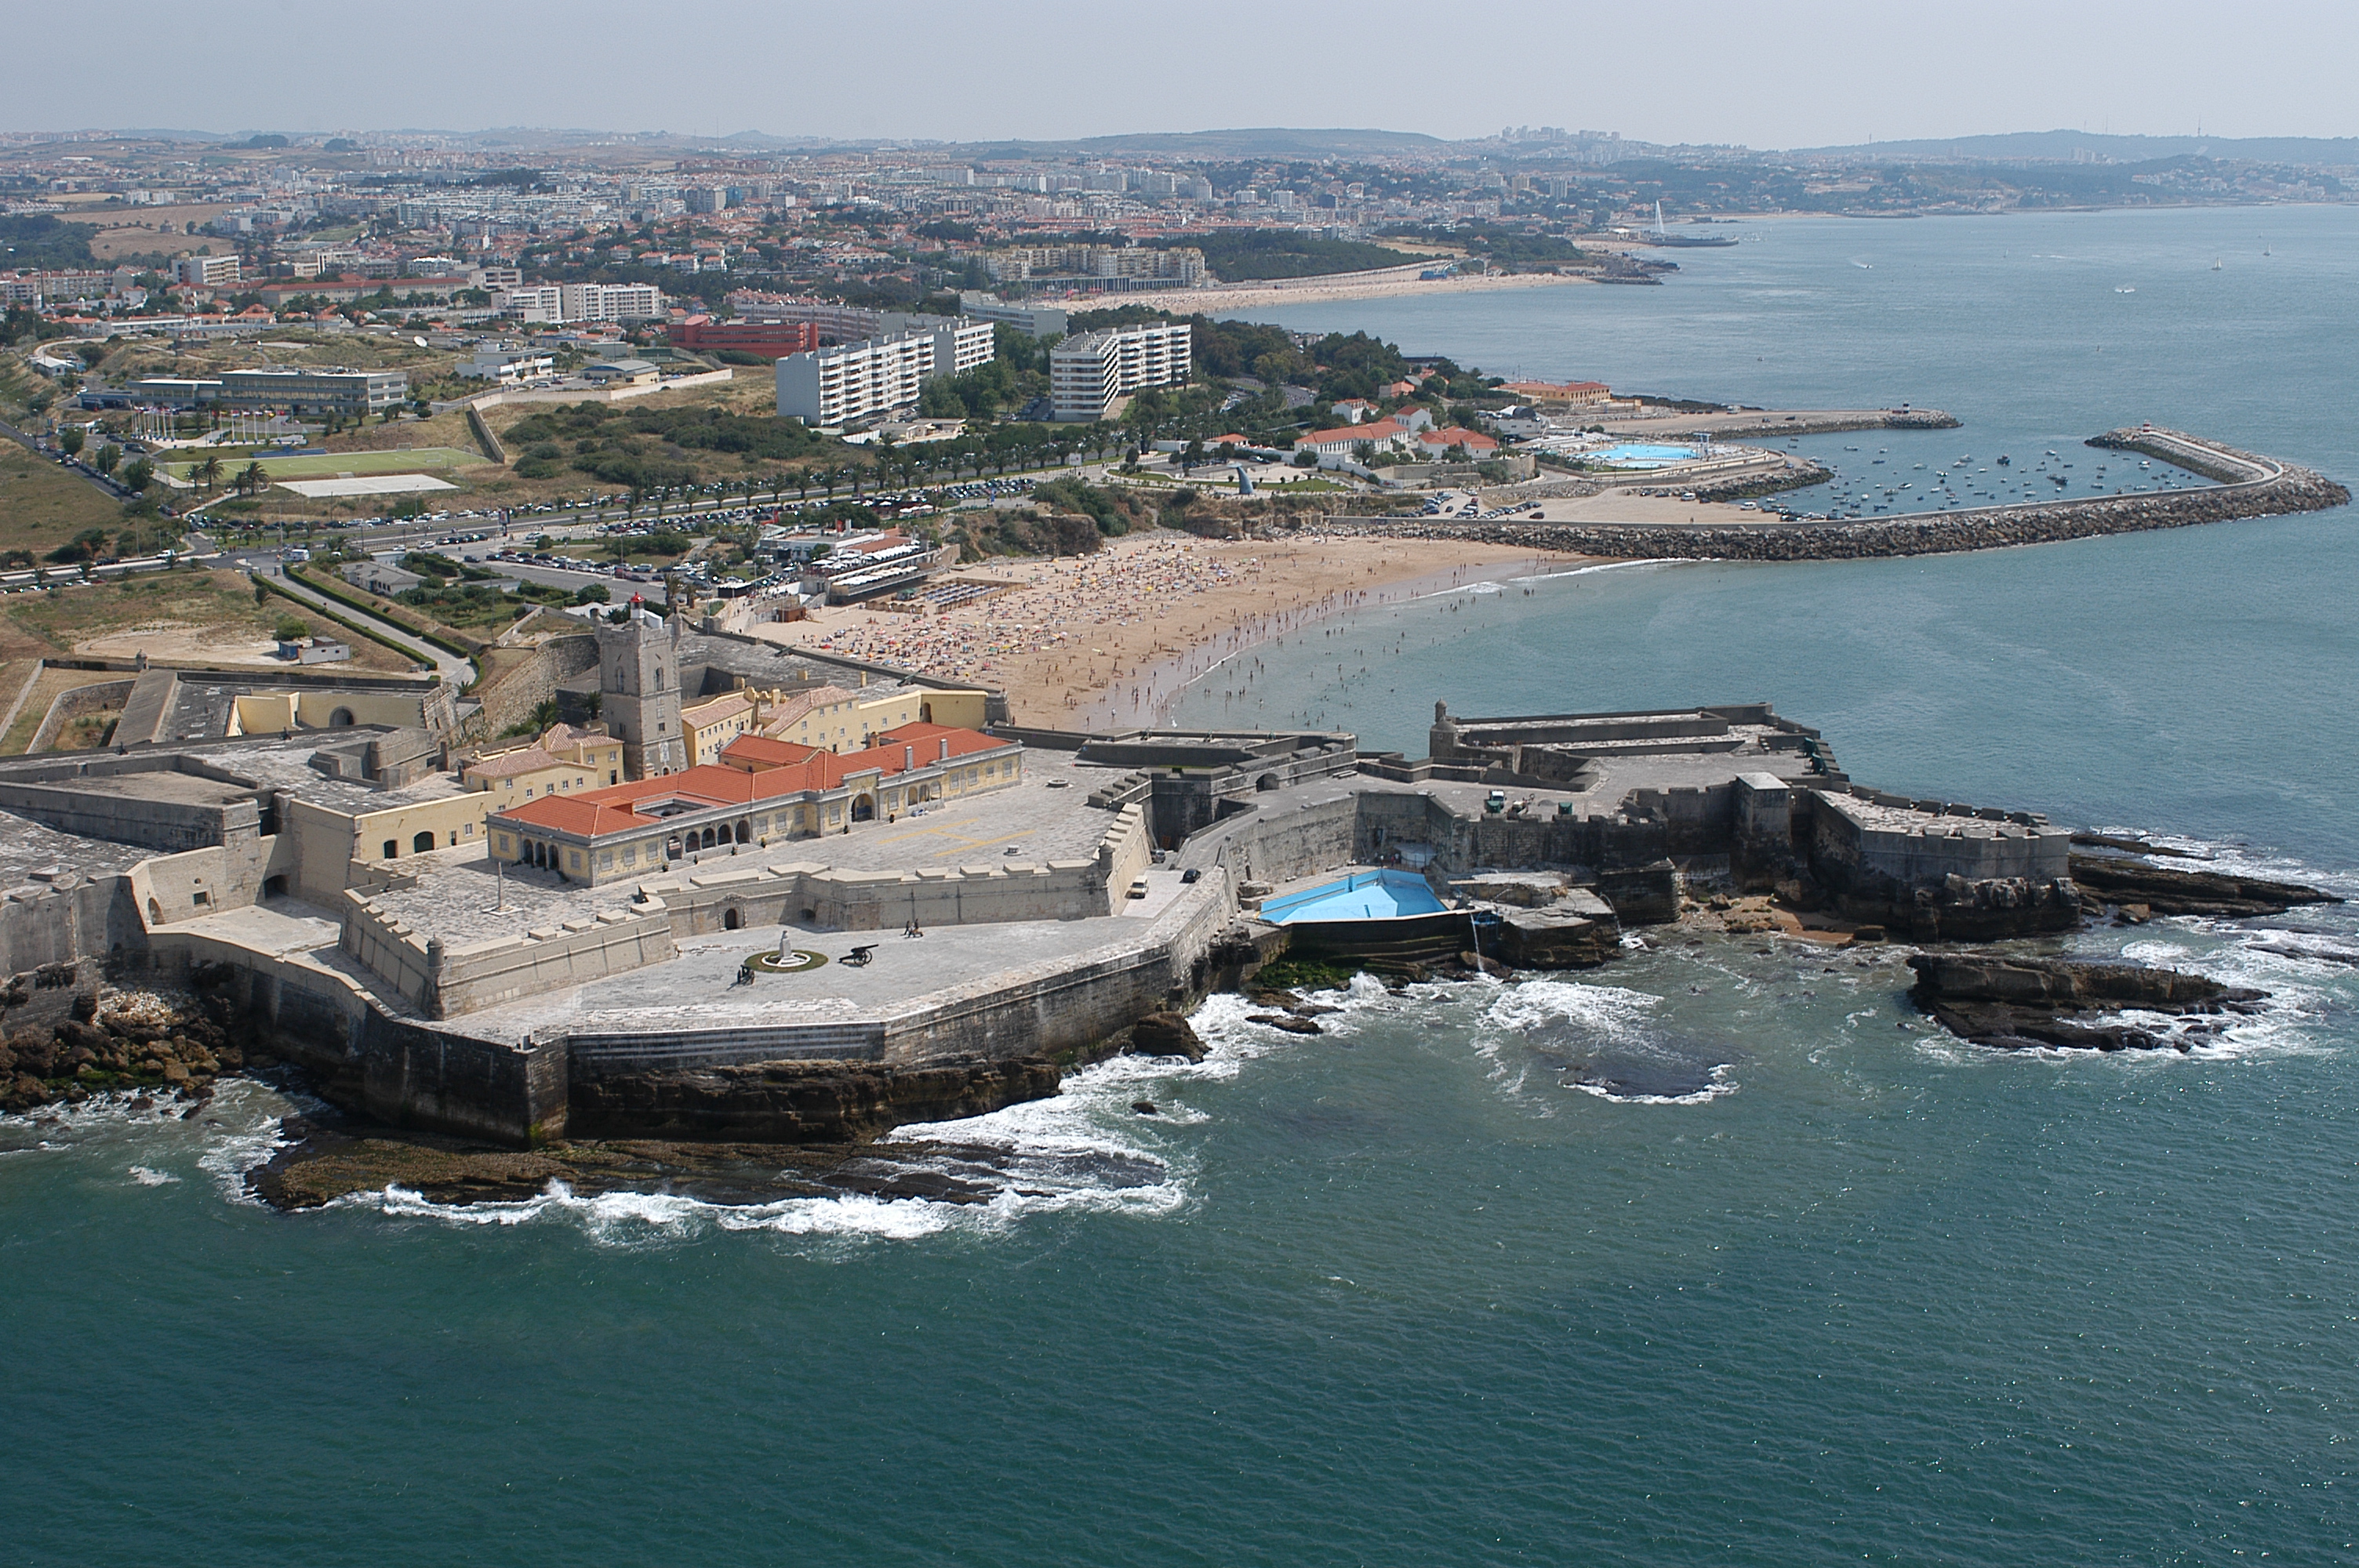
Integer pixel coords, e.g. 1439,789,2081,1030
9,208,2359,1566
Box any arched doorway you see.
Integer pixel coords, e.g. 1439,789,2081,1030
736,820,752,844
413,831,435,855
700,827,718,850
382,839,398,858
147,896,162,924
329,707,356,727
723,907,741,931
851,795,875,823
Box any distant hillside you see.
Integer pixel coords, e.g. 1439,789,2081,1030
1173,230,1422,281
953,127,1450,160
1798,129,2359,165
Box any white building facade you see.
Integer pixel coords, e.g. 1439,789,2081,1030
1048,321,1193,422
775,321,997,426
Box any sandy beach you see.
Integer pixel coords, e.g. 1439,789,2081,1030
1107,267,1582,318
751,531,1588,731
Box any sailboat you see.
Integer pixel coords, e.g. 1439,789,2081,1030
1645,200,1737,248
2212,258,2223,270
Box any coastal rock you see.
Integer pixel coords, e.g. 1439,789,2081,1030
1494,896,1622,969
1247,1014,1324,1035
1908,953,2267,1051
564,1055,1063,1144
247,1118,1031,1211
1595,861,1682,926
2067,853,2339,919
1125,1011,1209,1062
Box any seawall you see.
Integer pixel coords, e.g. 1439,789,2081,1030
1336,430,2347,562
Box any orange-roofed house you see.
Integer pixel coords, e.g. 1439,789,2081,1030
1417,426,1500,457
485,722,1023,885
462,720,627,808
1294,418,1414,460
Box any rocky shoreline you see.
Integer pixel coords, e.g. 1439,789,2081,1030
2,982,260,1117
1908,953,2269,1052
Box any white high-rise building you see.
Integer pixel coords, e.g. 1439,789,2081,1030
775,321,998,426
558,283,665,323
1048,321,1192,423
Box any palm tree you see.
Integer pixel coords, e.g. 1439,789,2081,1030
193,454,224,493
236,460,269,497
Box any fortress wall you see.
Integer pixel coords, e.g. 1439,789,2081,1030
125,835,282,928
564,877,1237,1079
340,891,435,1007
1097,803,1152,900
472,633,599,739
1628,783,1740,856
26,679,136,753
1199,794,1361,885
0,778,254,854
1805,793,2070,887
133,930,562,1144
434,909,681,1018
657,858,1107,936
0,876,133,979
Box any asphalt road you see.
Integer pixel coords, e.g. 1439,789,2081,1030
257,567,473,685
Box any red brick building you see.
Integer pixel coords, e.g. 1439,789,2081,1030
666,315,820,359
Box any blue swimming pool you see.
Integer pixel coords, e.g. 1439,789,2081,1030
1584,442,1703,469
1261,869,1450,924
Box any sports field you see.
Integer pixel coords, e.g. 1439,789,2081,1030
171,446,486,482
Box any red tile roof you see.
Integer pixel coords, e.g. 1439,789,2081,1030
1420,426,1500,452
1299,418,1405,448
494,724,1016,839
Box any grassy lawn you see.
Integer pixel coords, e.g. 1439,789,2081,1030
0,444,128,559
170,446,486,483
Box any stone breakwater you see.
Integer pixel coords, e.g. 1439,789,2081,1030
1336,431,2347,563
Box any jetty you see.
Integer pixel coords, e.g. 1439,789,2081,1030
1353,429,2348,561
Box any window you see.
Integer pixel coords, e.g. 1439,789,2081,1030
525,786,534,798
382,840,398,858
192,890,210,906
569,851,583,869
463,823,474,837
599,851,614,869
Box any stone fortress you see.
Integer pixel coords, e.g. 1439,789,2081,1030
0,621,2088,1145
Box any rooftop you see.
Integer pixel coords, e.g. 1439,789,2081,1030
366,749,1117,938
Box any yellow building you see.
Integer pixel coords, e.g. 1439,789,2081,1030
681,682,993,762
462,721,627,808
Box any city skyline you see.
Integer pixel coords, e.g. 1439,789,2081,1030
7,0,2357,151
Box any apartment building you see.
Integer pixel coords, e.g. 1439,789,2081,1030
558,283,664,323
215,367,410,417
983,245,1206,286
1048,321,1193,422
775,321,996,426
725,291,884,343
955,292,1068,337
173,254,243,288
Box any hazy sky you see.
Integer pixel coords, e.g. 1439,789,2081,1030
16,0,2358,148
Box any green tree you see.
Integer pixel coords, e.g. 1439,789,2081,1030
193,454,224,492
121,456,154,492
93,443,121,477
58,427,85,458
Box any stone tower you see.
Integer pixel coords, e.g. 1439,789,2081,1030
595,604,686,779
